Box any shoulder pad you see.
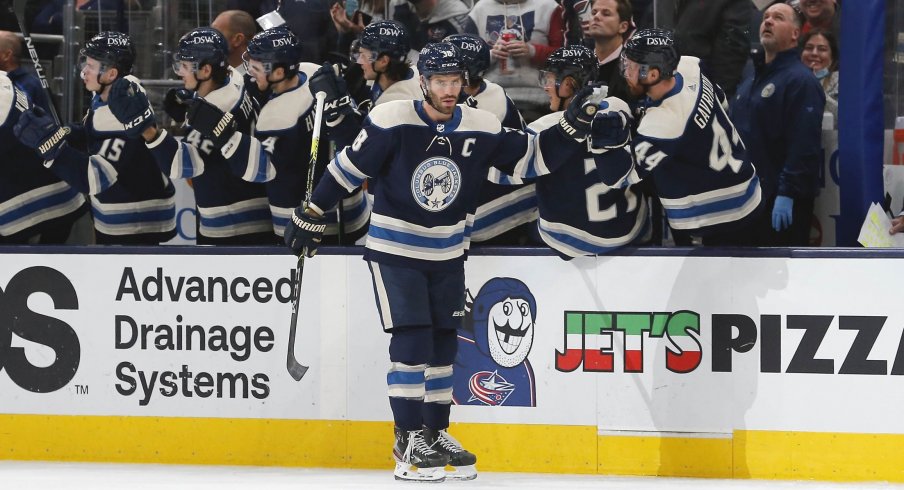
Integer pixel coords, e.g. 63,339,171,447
457,105,503,133
473,81,509,122
367,100,424,129
527,111,561,133
203,71,243,113
256,80,314,133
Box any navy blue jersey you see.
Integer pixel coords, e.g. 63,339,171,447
146,72,272,242
598,57,761,235
0,73,85,239
221,64,370,238
310,100,582,271
48,76,176,243
530,113,648,257
462,80,538,243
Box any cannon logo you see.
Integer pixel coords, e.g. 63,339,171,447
0,267,80,393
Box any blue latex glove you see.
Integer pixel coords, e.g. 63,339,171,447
772,195,793,231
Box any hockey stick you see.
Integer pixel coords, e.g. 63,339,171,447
10,0,62,124
286,90,327,381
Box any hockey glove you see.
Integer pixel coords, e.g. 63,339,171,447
772,195,793,232
285,207,327,258
163,88,194,123
558,86,602,141
309,62,355,123
13,106,70,161
107,77,156,138
186,99,238,149
590,98,632,150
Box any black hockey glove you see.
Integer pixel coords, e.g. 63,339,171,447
163,88,194,123
590,99,632,150
309,62,355,123
107,77,156,138
285,207,327,258
558,85,603,141
186,99,238,149
243,72,271,108
13,106,70,161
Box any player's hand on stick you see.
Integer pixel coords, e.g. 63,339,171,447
309,62,356,123
285,207,327,258
13,106,70,160
186,99,237,148
108,78,156,138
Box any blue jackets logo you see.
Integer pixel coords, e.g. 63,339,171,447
0,267,80,393
453,277,536,407
411,157,461,212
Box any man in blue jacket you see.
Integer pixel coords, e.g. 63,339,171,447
731,2,825,246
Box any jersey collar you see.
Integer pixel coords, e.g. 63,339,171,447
414,100,462,134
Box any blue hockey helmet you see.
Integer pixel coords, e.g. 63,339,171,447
444,33,490,81
79,31,136,75
539,45,598,91
417,42,465,80
622,28,679,80
244,26,301,74
358,20,410,62
173,27,228,73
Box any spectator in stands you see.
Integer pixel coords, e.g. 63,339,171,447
469,0,564,122
731,2,824,246
393,0,478,52
584,0,630,101
0,33,89,245
31,0,137,34
211,9,257,73
800,28,838,127
652,0,751,97
799,0,837,35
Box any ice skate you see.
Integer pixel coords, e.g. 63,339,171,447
392,427,449,482
423,427,478,481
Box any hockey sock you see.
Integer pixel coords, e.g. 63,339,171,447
423,328,458,430
388,327,432,431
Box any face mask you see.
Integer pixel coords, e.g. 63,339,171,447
814,67,829,80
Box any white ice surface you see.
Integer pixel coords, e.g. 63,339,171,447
2,462,904,490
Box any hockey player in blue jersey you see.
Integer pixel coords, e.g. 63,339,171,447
532,45,648,257
106,27,274,245
0,72,86,244
185,26,370,242
13,32,177,245
591,29,762,245
453,277,537,407
444,33,537,245
282,42,597,482
354,20,423,108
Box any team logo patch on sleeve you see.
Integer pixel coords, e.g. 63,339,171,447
411,157,462,212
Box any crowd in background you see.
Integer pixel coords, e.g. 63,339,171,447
0,0,844,248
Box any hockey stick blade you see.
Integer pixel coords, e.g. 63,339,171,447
286,259,310,381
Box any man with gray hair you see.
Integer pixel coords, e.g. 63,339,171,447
731,2,825,246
